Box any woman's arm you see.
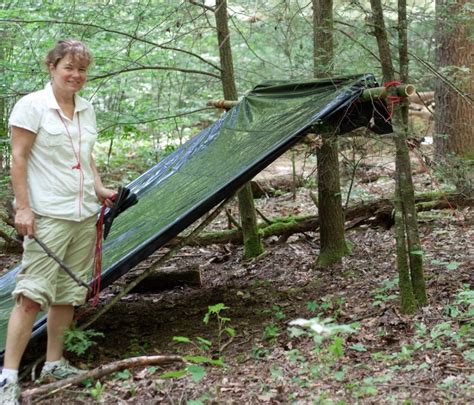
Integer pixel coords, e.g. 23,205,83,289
11,126,36,237
90,156,116,206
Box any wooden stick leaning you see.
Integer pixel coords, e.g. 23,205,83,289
22,355,184,399
33,236,92,292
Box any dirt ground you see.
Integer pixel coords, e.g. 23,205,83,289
2,145,473,404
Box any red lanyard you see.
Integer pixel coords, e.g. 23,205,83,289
57,110,84,216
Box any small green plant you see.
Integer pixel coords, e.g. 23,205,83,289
306,300,319,313
288,317,357,382
63,328,104,356
263,323,280,341
371,278,399,307
272,304,286,320
161,303,233,382
251,346,270,359
305,296,346,318
89,380,105,401
203,303,236,354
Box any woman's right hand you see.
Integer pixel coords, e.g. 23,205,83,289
15,207,36,238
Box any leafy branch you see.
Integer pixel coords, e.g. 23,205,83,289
90,65,220,81
0,18,222,72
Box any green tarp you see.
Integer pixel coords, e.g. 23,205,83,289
0,74,392,359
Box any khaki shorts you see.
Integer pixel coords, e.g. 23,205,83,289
13,215,97,310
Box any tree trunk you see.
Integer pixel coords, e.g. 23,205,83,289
214,0,263,259
313,0,333,77
370,0,427,313
368,0,394,84
398,0,427,306
315,134,351,267
313,0,350,267
434,0,474,158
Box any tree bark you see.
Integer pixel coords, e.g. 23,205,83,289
370,0,427,313
315,134,351,267
313,0,333,77
369,0,394,84
312,0,350,267
434,0,474,158
398,0,427,307
214,0,263,259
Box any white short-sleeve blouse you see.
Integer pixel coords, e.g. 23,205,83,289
9,82,100,221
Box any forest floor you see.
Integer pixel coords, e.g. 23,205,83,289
1,145,473,404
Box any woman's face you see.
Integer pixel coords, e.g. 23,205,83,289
50,53,88,96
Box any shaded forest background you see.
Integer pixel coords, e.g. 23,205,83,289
1,0,469,180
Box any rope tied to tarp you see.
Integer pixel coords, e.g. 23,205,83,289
92,203,107,307
92,187,138,307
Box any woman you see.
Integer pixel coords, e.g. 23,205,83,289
0,39,115,403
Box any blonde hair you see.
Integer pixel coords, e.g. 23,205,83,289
45,39,92,68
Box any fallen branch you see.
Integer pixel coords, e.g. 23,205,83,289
166,193,472,247
130,265,202,293
22,355,184,399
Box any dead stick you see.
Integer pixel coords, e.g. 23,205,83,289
255,208,272,225
78,195,233,331
22,355,183,399
225,208,241,229
33,236,92,292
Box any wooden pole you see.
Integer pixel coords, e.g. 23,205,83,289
206,84,416,109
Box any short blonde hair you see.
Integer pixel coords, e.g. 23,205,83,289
45,39,92,68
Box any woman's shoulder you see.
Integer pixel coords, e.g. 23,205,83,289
13,87,48,111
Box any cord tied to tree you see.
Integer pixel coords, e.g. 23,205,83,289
383,80,404,121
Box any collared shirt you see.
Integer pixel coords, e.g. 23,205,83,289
9,82,100,221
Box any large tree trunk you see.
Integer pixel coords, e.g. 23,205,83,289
313,0,333,77
313,0,350,267
214,0,263,259
434,0,474,158
315,134,351,267
369,0,427,313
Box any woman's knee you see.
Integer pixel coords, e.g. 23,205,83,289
16,294,41,313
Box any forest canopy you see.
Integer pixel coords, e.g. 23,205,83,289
0,0,441,154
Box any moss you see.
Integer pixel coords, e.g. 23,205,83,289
243,235,264,260
314,240,352,268
263,220,297,234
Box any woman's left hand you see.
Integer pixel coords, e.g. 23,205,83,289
96,186,117,207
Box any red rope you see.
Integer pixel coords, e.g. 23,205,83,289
383,80,404,122
92,204,107,307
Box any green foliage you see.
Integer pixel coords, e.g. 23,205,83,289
263,323,280,341
371,277,399,307
0,0,440,177
162,303,232,382
63,327,104,356
89,380,105,401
